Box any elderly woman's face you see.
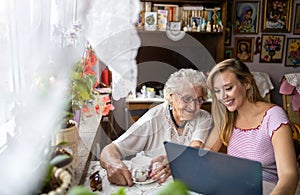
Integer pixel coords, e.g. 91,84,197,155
171,85,203,121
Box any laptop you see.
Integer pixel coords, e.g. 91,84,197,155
164,141,262,195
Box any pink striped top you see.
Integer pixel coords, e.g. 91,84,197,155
227,105,289,183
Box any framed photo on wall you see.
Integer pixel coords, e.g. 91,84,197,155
285,38,300,66
225,27,232,46
294,4,300,34
234,1,260,34
224,48,234,59
259,34,285,63
261,0,292,33
226,0,234,25
234,37,254,62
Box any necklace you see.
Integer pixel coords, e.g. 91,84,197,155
169,106,187,129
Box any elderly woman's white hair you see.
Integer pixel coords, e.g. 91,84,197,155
163,69,208,104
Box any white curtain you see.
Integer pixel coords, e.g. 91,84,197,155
0,0,140,193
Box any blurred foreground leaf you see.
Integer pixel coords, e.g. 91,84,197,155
158,180,189,195
67,186,96,195
112,187,126,195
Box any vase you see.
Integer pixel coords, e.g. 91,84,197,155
52,120,79,169
72,109,81,129
269,50,275,61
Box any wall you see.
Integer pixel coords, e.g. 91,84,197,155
227,0,300,106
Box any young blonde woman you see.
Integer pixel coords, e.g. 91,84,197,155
205,58,298,194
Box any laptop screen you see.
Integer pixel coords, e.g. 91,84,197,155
164,141,262,195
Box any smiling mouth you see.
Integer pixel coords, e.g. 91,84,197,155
223,99,234,106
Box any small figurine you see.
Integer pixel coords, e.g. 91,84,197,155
201,19,206,31
206,21,211,32
192,21,197,31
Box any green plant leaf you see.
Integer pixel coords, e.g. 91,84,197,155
158,180,189,195
112,187,126,195
67,186,96,195
50,154,72,167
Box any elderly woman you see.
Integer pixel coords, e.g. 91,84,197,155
100,68,214,186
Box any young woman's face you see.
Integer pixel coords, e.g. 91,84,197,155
212,70,249,112
171,85,203,121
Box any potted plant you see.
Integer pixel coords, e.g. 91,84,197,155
52,43,99,169
63,44,99,128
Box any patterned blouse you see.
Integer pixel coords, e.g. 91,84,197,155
227,105,290,183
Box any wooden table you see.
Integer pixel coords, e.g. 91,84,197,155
83,161,277,195
83,161,200,195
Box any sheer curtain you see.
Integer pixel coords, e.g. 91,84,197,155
0,0,140,193
0,0,79,193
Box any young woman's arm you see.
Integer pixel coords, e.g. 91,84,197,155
271,124,298,195
203,127,223,152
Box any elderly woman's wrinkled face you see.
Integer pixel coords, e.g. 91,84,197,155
171,85,203,121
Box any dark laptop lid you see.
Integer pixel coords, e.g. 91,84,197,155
164,141,262,195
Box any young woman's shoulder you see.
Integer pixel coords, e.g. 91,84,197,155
255,102,284,116
257,102,287,119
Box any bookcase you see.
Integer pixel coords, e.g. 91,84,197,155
138,0,227,63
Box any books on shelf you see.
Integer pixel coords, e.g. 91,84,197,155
182,6,204,11
144,12,157,31
157,10,168,31
152,3,179,22
141,2,223,32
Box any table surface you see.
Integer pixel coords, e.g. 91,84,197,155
84,161,201,195
83,161,276,195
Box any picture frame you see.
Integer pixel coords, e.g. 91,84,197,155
294,4,300,34
234,37,254,62
259,34,285,63
224,26,232,46
226,1,234,25
261,0,292,33
285,38,300,66
224,48,234,59
234,1,260,34
191,17,201,30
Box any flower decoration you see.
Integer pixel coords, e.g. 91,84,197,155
270,1,287,26
287,40,300,65
262,36,282,62
77,44,114,119
63,43,99,127
95,95,115,116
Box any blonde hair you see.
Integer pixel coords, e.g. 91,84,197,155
207,59,264,145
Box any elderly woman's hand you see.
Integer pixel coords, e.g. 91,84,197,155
150,155,171,184
106,160,133,186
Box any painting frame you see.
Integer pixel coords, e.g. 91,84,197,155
234,0,260,34
261,0,292,33
234,37,254,62
224,26,232,46
259,34,285,63
285,38,300,67
226,0,234,25
224,48,234,59
294,4,300,34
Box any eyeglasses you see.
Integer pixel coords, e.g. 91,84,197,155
177,94,204,105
